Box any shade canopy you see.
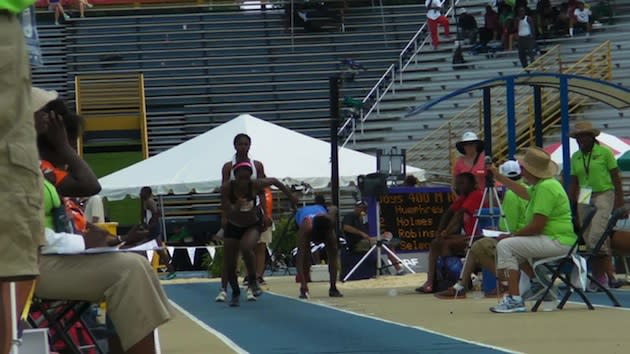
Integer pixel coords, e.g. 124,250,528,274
98,114,424,200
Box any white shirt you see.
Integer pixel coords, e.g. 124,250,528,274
518,17,532,37
84,195,105,223
425,0,444,20
574,8,591,23
41,228,86,255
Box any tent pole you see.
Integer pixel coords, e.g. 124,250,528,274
330,75,341,223
560,76,571,189
159,195,167,244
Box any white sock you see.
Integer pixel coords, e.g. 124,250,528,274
569,28,574,36
453,283,465,291
512,295,523,302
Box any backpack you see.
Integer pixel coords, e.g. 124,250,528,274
434,256,463,292
43,180,75,234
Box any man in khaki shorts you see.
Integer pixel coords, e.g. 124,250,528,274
0,3,45,353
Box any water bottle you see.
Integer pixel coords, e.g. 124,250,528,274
471,274,483,299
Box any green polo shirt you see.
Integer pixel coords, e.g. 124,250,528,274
570,144,617,193
499,182,528,233
0,0,34,13
43,180,60,229
526,178,576,246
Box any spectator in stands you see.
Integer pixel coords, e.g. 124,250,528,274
0,6,45,353
77,0,93,18
425,0,450,49
216,133,270,302
32,87,174,354
342,201,405,275
482,5,500,43
515,7,536,68
536,0,556,38
416,172,483,293
452,40,468,70
452,132,486,190
48,0,70,25
487,147,576,313
295,202,343,299
457,8,478,44
567,121,624,290
570,1,593,37
498,3,515,50
220,162,297,306
592,0,613,25
435,160,528,299
140,186,176,279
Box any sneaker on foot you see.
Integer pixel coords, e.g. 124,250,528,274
257,276,267,285
63,13,71,20
215,290,227,302
250,282,263,297
609,278,624,289
490,295,527,313
396,268,405,276
246,289,257,301
329,288,343,298
299,287,309,299
87,2,94,8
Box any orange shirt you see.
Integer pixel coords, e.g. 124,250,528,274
40,160,87,233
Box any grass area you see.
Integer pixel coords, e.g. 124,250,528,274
84,151,143,226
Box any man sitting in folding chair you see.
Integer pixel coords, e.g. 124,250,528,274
487,147,577,313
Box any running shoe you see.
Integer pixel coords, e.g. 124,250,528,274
246,289,257,302
215,290,227,302
299,287,309,299
229,294,240,307
490,295,527,313
329,288,343,298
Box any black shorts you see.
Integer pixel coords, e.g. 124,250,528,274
225,222,259,240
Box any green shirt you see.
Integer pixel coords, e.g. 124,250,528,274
499,183,528,232
525,178,576,246
43,179,61,230
0,0,35,14
570,143,617,193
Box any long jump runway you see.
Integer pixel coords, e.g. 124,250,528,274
165,283,512,354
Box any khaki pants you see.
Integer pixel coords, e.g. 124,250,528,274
578,190,614,254
0,13,44,279
36,253,174,351
496,236,570,271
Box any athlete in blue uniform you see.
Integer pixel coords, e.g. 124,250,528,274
295,201,343,299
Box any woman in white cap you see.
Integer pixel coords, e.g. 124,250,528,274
487,147,575,313
453,131,486,190
567,121,624,289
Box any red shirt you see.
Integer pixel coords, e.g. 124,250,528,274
450,190,484,235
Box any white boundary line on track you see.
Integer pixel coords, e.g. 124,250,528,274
267,291,522,354
168,299,249,354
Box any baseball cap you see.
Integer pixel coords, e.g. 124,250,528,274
500,160,521,178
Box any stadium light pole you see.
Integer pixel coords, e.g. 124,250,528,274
330,75,341,213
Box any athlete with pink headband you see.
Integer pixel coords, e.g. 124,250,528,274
220,161,298,307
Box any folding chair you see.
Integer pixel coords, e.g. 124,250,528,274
28,298,106,354
531,207,623,312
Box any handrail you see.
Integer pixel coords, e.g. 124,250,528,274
405,45,562,173
342,0,461,148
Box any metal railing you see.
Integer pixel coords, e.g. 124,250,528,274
405,45,563,176
339,0,461,148
406,41,613,179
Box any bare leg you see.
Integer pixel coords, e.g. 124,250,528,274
239,229,260,287
222,238,241,296
255,243,267,279
0,280,34,354
324,234,340,291
109,331,156,354
296,223,311,292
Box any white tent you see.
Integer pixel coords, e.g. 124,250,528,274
98,114,424,200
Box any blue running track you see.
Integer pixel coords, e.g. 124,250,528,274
165,283,511,354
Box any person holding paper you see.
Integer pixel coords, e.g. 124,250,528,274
38,177,174,354
487,147,576,313
568,121,624,289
